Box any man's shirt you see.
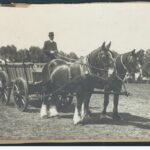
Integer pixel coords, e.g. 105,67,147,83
43,40,58,54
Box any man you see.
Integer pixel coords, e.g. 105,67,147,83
43,32,58,61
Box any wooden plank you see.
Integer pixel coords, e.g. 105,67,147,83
0,62,33,68
0,62,45,83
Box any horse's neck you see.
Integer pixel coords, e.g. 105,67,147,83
87,49,100,72
116,54,128,79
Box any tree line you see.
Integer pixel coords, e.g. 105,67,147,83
0,45,78,63
0,45,150,78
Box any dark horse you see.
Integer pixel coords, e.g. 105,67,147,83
102,49,145,120
40,42,116,124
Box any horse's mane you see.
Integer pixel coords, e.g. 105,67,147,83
88,46,101,57
87,46,101,65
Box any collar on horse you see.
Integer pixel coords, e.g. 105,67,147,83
78,56,107,81
120,55,128,71
79,56,92,75
83,56,108,82
86,55,105,75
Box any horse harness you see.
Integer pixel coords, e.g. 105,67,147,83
43,54,110,98
114,55,131,96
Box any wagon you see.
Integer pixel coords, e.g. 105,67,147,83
0,61,73,112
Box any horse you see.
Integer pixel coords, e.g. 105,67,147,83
101,49,145,120
40,42,116,125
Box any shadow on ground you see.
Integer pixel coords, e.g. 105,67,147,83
8,98,150,130
60,111,150,130
89,112,150,130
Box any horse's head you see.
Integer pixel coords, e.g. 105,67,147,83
97,41,116,78
127,49,145,74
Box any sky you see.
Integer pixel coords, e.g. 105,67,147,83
0,3,150,56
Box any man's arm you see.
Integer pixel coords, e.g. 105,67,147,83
43,41,47,50
43,41,51,55
54,42,58,53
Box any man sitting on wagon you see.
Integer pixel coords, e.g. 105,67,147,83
43,32,58,61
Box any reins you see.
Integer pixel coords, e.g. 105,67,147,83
42,72,108,99
57,53,107,72
58,52,130,97
42,51,131,98
41,52,113,98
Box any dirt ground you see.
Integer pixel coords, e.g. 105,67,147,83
0,83,150,143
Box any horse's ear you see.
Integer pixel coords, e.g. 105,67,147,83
105,41,111,50
101,41,106,49
136,49,145,58
135,50,140,55
131,49,136,55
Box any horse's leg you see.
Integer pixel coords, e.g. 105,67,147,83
40,91,49,118
86,92,92,117
73,93,83,125
112,94,121,120
81,92,92,123
48,94,59,118
102,93,109,115
85,90,93,116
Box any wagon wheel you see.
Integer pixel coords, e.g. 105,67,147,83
0,71,11,105
13,78,29,112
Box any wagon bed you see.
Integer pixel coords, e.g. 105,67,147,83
0,62,45,83
0,62,45,111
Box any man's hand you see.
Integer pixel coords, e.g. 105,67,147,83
50,50,55,54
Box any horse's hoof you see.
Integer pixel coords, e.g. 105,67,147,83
52,115,60,119
113,115,122,121
73,121,83,125
74,120,84,126
73,117,83,125
88,110,92,117
48,113,60,118
82,115,92,124
100,114,107,119
40,115,48,119
102,111,106,115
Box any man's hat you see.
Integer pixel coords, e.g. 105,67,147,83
49,32,54,36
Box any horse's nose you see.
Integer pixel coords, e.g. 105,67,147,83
137,63,142,72
108,67,114,77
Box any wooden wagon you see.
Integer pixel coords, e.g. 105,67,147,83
0,61,73,112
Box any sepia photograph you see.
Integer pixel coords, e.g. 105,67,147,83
0,2,150,144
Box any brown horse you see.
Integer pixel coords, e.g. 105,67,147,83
102,49,145,120
40,42,116,125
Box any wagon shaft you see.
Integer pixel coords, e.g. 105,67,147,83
92,90,131,96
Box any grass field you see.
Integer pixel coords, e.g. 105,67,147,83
0,83,150,143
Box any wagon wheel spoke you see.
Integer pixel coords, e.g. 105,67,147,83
0,71,10,105
0,88,9,105
13,78,28,112
19,96,26,106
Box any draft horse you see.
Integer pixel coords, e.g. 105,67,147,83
40,42,115,125
102,49,145,120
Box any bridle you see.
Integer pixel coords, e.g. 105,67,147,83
114,52,143,96
120,55,128,71
87,50,115,76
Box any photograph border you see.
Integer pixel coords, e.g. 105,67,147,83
0,0,150,146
